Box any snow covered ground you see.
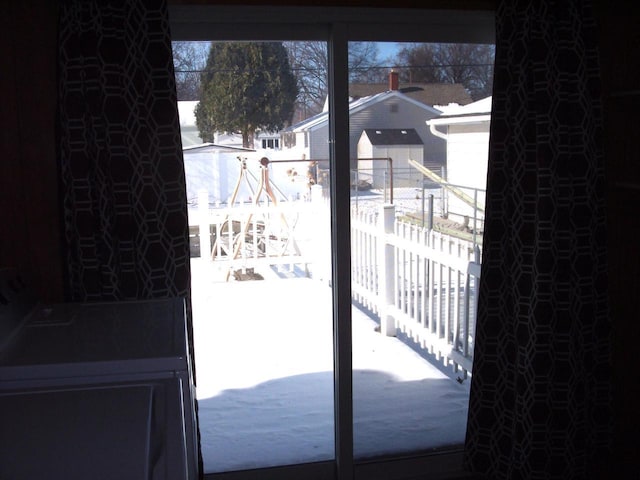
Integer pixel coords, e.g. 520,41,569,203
190,257,471,474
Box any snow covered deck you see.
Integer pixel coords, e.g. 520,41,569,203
190,257,471,474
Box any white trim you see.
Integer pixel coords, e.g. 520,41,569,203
427,113,491,141
182,143,255,154
428,123,450,141
289,90,444,134
428,114,491,127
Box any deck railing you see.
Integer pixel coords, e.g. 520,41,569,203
188,188,330,279
351,204,481,376
190,190,481,375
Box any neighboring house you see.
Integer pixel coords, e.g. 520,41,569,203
281,88,450,173
357,128,424,188
177,100,280,150
426,96,491,224
177,76,476,205
257,131,281,150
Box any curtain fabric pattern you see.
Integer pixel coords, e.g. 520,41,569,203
464,1,611,479
58,2,200,475
58,0,190,304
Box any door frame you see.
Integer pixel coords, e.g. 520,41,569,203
169,6,494,479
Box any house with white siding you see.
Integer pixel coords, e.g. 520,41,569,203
280,89,448,175
426,96,491,224
178,100,281,150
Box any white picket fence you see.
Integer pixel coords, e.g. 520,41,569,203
351,205,481,375
190,190,480,375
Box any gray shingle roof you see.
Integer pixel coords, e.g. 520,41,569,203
362,128,423,146
350,83,472,107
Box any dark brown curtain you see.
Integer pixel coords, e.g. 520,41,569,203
58,0,190,304
464,0,611,479
57,0,201,476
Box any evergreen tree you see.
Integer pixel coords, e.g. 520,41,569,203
195,42,298,148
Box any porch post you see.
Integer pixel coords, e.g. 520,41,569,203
379,204,396,336
198,189,211,261
311,184,331,283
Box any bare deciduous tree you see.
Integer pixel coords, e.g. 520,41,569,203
397,43,495,100
284,41,385,119
172,41,209,101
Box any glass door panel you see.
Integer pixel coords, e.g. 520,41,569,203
174,40,335,474
349,41,493,459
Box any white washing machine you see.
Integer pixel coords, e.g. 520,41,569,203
0,271,198,480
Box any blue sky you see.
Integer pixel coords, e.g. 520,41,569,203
376,42,402,60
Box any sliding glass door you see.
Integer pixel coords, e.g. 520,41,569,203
169,6,494,479
174,38,336,474
349,40,494,461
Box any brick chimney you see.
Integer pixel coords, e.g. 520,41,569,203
388,69,399,91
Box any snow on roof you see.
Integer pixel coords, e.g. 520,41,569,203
350,82,473,106
285,90,442,133
282,109,328,133
183,143,255,154
362,128,423,146
428,96,492,127
433,96,492,116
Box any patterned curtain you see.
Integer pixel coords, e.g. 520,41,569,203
58,0,190,305
57,0,200,475
464,1,611,479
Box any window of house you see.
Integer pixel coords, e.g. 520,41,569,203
261,138,278,149
170,6,494,480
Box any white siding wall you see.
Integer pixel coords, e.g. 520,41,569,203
357,136,374,160
356,137,375,185
445,123,489,223
356,135,424,189
374,145,424,188
309,125,330,161
297,132,310,158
